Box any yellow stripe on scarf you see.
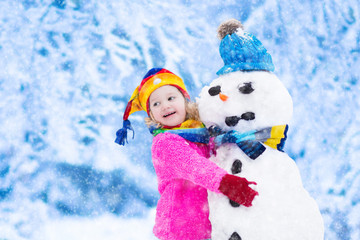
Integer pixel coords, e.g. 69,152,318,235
263,125,287,150
170,119,204,129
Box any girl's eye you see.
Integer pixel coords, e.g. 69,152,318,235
238,82,254,94
168,96,175,101
208,85,221,96
153,102,160,107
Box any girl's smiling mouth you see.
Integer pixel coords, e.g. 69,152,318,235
163,112,176,118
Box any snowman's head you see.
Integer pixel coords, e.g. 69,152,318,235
197,70,293,132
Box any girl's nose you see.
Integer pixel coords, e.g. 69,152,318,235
219,92,228,101
162,102,170,110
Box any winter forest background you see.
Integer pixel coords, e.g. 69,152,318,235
0,0,359,239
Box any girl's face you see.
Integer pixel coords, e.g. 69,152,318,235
149,85,186,127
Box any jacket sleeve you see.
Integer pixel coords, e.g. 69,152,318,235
152,132,227,193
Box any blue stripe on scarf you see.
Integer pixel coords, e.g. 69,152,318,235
213,125,288,160
215,130,265,160
277,124,288,152
237,140,266,160
152,127,210,144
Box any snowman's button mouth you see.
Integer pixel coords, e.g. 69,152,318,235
225,112,255,126
241,112,255,121
225,116,241,126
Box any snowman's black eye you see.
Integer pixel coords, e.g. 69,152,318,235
239,82,254,94
208,85,221,96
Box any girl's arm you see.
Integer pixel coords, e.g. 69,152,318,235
152,132,258,207
152,132,227,193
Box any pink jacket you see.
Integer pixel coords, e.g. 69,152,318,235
151,132,227,240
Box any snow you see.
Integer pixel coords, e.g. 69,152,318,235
42,210,157,240
0,0,359,239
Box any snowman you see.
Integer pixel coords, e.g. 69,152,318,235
197,19,324,240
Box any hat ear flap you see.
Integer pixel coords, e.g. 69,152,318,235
115,120,134,145
115,87,142,146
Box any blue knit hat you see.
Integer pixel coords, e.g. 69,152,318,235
216,19,275,75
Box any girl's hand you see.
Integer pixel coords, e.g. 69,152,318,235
218,174,258,207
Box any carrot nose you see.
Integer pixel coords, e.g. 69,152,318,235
219,92,228,101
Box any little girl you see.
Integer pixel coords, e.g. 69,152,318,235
115,68,258,240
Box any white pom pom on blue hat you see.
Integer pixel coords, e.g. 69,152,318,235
216,19,275,75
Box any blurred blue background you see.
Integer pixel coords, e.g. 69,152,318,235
0,0,359,239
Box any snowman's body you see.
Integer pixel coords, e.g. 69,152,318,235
198,71,324,240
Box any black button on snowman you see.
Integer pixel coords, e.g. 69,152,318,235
197,19,324,240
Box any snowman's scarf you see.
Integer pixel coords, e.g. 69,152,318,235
151,119,210,144
213,125,288,160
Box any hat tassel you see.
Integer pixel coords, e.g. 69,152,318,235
115,120,134,146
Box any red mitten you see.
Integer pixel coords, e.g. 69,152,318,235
218,174,258,207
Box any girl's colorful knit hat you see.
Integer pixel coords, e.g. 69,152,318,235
115,68,190,145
